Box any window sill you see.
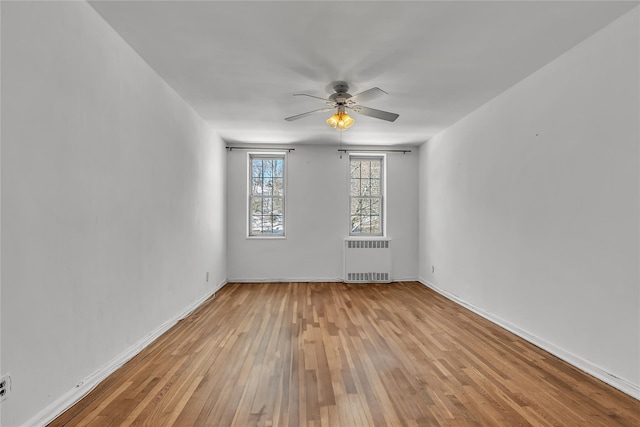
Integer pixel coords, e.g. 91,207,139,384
247,235,287,240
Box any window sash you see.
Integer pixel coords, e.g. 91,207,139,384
249,154,285,237
349,156,384,236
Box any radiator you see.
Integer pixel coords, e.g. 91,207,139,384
344,238,391,283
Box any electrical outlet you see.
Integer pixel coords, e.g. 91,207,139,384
0,374,11,402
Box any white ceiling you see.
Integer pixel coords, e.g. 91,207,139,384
89,1,636,147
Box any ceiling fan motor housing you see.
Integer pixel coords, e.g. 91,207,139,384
329,93,351,105
329,82,353,105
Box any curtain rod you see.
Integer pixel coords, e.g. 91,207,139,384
226,146,410,154
226,146,295,152
337,149,412,154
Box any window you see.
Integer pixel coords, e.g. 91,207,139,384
350,155,384,235
249,153,286,237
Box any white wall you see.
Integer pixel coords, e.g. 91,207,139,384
418,7,639,396
1,2,227,425
227,145,418,282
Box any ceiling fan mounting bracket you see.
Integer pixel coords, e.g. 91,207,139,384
332,81,350,94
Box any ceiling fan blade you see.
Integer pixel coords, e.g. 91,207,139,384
350,105,399,122
284,107,335,121
349,87,388,104
293,93,331,102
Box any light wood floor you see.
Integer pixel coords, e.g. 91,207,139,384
50,282,640,426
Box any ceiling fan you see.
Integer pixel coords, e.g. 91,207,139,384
284,81,399,131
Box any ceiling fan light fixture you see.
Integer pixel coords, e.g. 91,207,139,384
327,110,355,131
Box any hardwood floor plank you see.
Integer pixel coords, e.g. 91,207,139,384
50,282,640,426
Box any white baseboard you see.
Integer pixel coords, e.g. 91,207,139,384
25,280,228,427
418,279,640,400
228,277,419,283
391,277,419,282
228,277,343,283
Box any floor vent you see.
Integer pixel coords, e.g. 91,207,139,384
344,238,391,283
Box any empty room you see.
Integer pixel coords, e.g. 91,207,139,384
1,1,639,426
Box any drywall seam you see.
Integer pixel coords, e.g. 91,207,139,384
24,280,228,427
418,279,640,400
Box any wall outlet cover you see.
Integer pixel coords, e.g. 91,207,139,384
0,374,12,402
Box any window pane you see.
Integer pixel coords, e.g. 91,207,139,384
274,160,283,177
252,160,263,179
252,178,263,195
262,197,273,215
370,179,381,196
273,215,283,233
272,178,284,196
263,215,273,233
370,216,380,234
361,179,371,196
251,215,262,234
263,160,274,177
351,215,362,233
361,198,371,216
371,198,381,216
273,197,283,215
350,178,360,196
251,198,262,215
361,161,371,177
350,161,361,179
371,161,381,178
262,177,273,195
350,198,361,217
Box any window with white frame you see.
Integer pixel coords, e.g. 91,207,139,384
349,154,384,235
249,153,286,237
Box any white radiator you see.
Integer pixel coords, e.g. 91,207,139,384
344,238,391,283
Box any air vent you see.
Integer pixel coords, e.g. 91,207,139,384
347,240,389,249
